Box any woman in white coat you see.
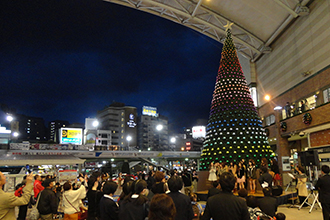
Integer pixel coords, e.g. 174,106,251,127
62,179,87,220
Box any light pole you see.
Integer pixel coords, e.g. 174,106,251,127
6,115,13,150
93,120,99,148
126,135,132,151
156,124,163,151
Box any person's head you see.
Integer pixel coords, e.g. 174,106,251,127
148,194,176,220
154,171,165,182
249,159,255,166
275,212,286,220
167,175,183,192
246,196,259,208
190,193,198,202
34,175,41,181
219,172,236,192
260,166,268,174
238,188,248,198
0,172,6,186
322,165,330,174
261,158,268,166
296,165,305,173
88,176,97,190
92,171,101,181
134,179,148,195
63,181,72,191
212,180,219,188
271,158,278,166
103,181,118,195
42,178,54,188
262,187,272,197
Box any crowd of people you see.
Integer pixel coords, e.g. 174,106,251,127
1,163,330,220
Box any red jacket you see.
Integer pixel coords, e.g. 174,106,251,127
33,180,44,198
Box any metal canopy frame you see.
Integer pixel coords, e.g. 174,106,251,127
104,0,310,61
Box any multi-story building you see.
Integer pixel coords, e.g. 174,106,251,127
48,120,70,143
14,114,47,142
138,106,169,151
97,102,137,148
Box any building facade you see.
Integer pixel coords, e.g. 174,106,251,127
48,120,70,143
137,113,169,151
97,102,137,148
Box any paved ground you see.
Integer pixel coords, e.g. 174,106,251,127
277,204,322,220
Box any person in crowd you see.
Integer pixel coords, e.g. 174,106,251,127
261,158,269,169
218,162,228,178
190,193,203,220
208,162,218,182
237,188,248,201
62,179,86,220
258,166,273,188
118,179,149,220
202,172,250,220
300,100,305,113
295,165,308,206
182,169,192,195
151,171,167,195
258,187,277,217
100,181,119,220
148,194,176,220
37,178,58,220
270,158,281,186
0,172,33,220
34,174,45,200
167,175,194,220
87,176,104,220
246,196,266,220
147,170,156,190
15,177,29,220
315,165,330,220
228,161,237,176
118,180,134,205
236,161,246,190
284,102,291,118
247,159,257,194
207,180,221,199
117,172,123,188
192,170,199,193
55,182,62,203
274,212,286,220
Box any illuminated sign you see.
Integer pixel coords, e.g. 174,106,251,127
142,106,158,117
127,114,137,128
60,128,82,145
192,126,206,139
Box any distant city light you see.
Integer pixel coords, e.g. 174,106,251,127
156,124,163,131
170,137,176,143
6,115,13,122
92,120,99,127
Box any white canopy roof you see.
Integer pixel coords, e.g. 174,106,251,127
104,0,312,61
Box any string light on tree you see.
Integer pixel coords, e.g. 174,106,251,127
200,22,273,170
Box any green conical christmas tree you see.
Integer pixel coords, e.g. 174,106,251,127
200,25,273,170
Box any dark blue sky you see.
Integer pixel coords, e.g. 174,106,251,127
0,0,223,132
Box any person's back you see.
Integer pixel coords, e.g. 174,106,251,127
258,187,277,217
202,172,250,220
100,181,119,220
167,176,193,220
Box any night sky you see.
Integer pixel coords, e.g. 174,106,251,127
0,0,223,132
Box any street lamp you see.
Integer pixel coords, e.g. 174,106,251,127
126,135,132,150
156,124,163,150
6,115,14,150
170,137,176,151
92,120,99,147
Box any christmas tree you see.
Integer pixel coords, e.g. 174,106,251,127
200,23,273,170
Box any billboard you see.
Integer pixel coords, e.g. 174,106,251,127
142,106,158,117
60,128,83,145
192,126,206,139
